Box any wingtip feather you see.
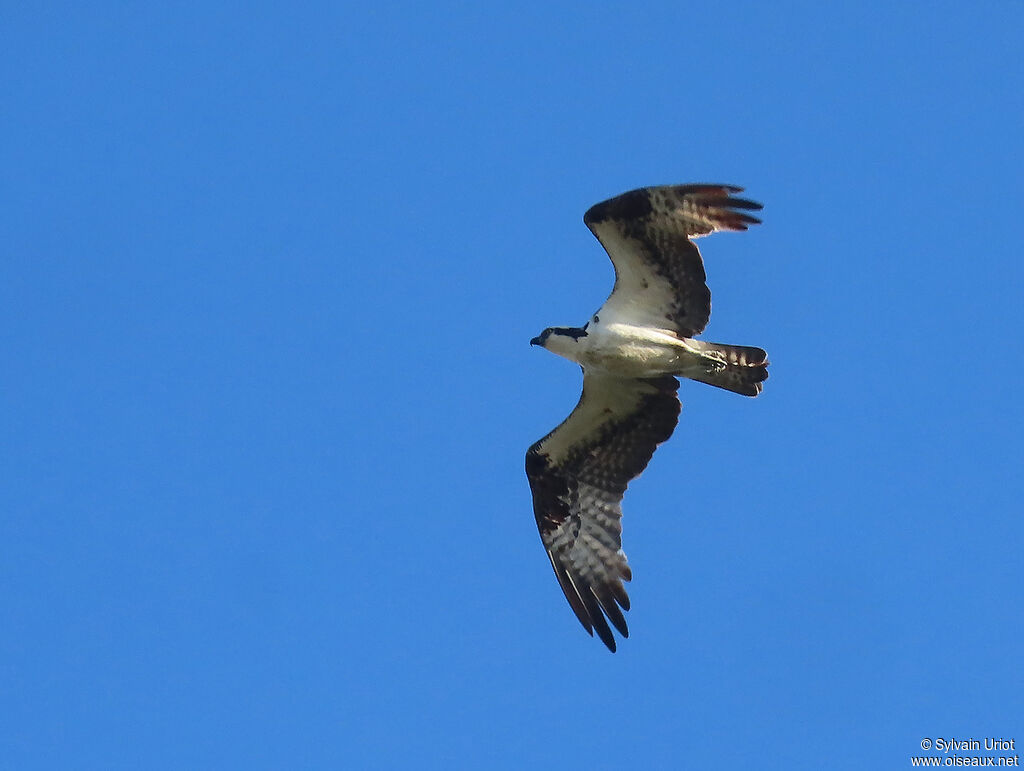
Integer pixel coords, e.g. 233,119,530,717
579,585,617,652
724,197,763,211
593,586,629,639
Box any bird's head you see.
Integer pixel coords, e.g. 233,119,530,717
530,326,588,354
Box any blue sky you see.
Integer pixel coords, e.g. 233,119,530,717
4,2,1023,768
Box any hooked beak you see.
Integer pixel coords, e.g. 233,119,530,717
530,336,543,346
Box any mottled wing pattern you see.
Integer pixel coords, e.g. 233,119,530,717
584,184,762,337
526,373,681,651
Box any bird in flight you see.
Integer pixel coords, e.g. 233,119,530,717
527,184,768,652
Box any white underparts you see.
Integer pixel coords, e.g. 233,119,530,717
544,321,711,380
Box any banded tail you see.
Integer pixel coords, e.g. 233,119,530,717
686,341,769,397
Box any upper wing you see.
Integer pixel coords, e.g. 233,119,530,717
526,372,681,651
584,184,762,337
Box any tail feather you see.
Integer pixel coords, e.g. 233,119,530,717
686,342,769,397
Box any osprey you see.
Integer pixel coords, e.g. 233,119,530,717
527,184,768,652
